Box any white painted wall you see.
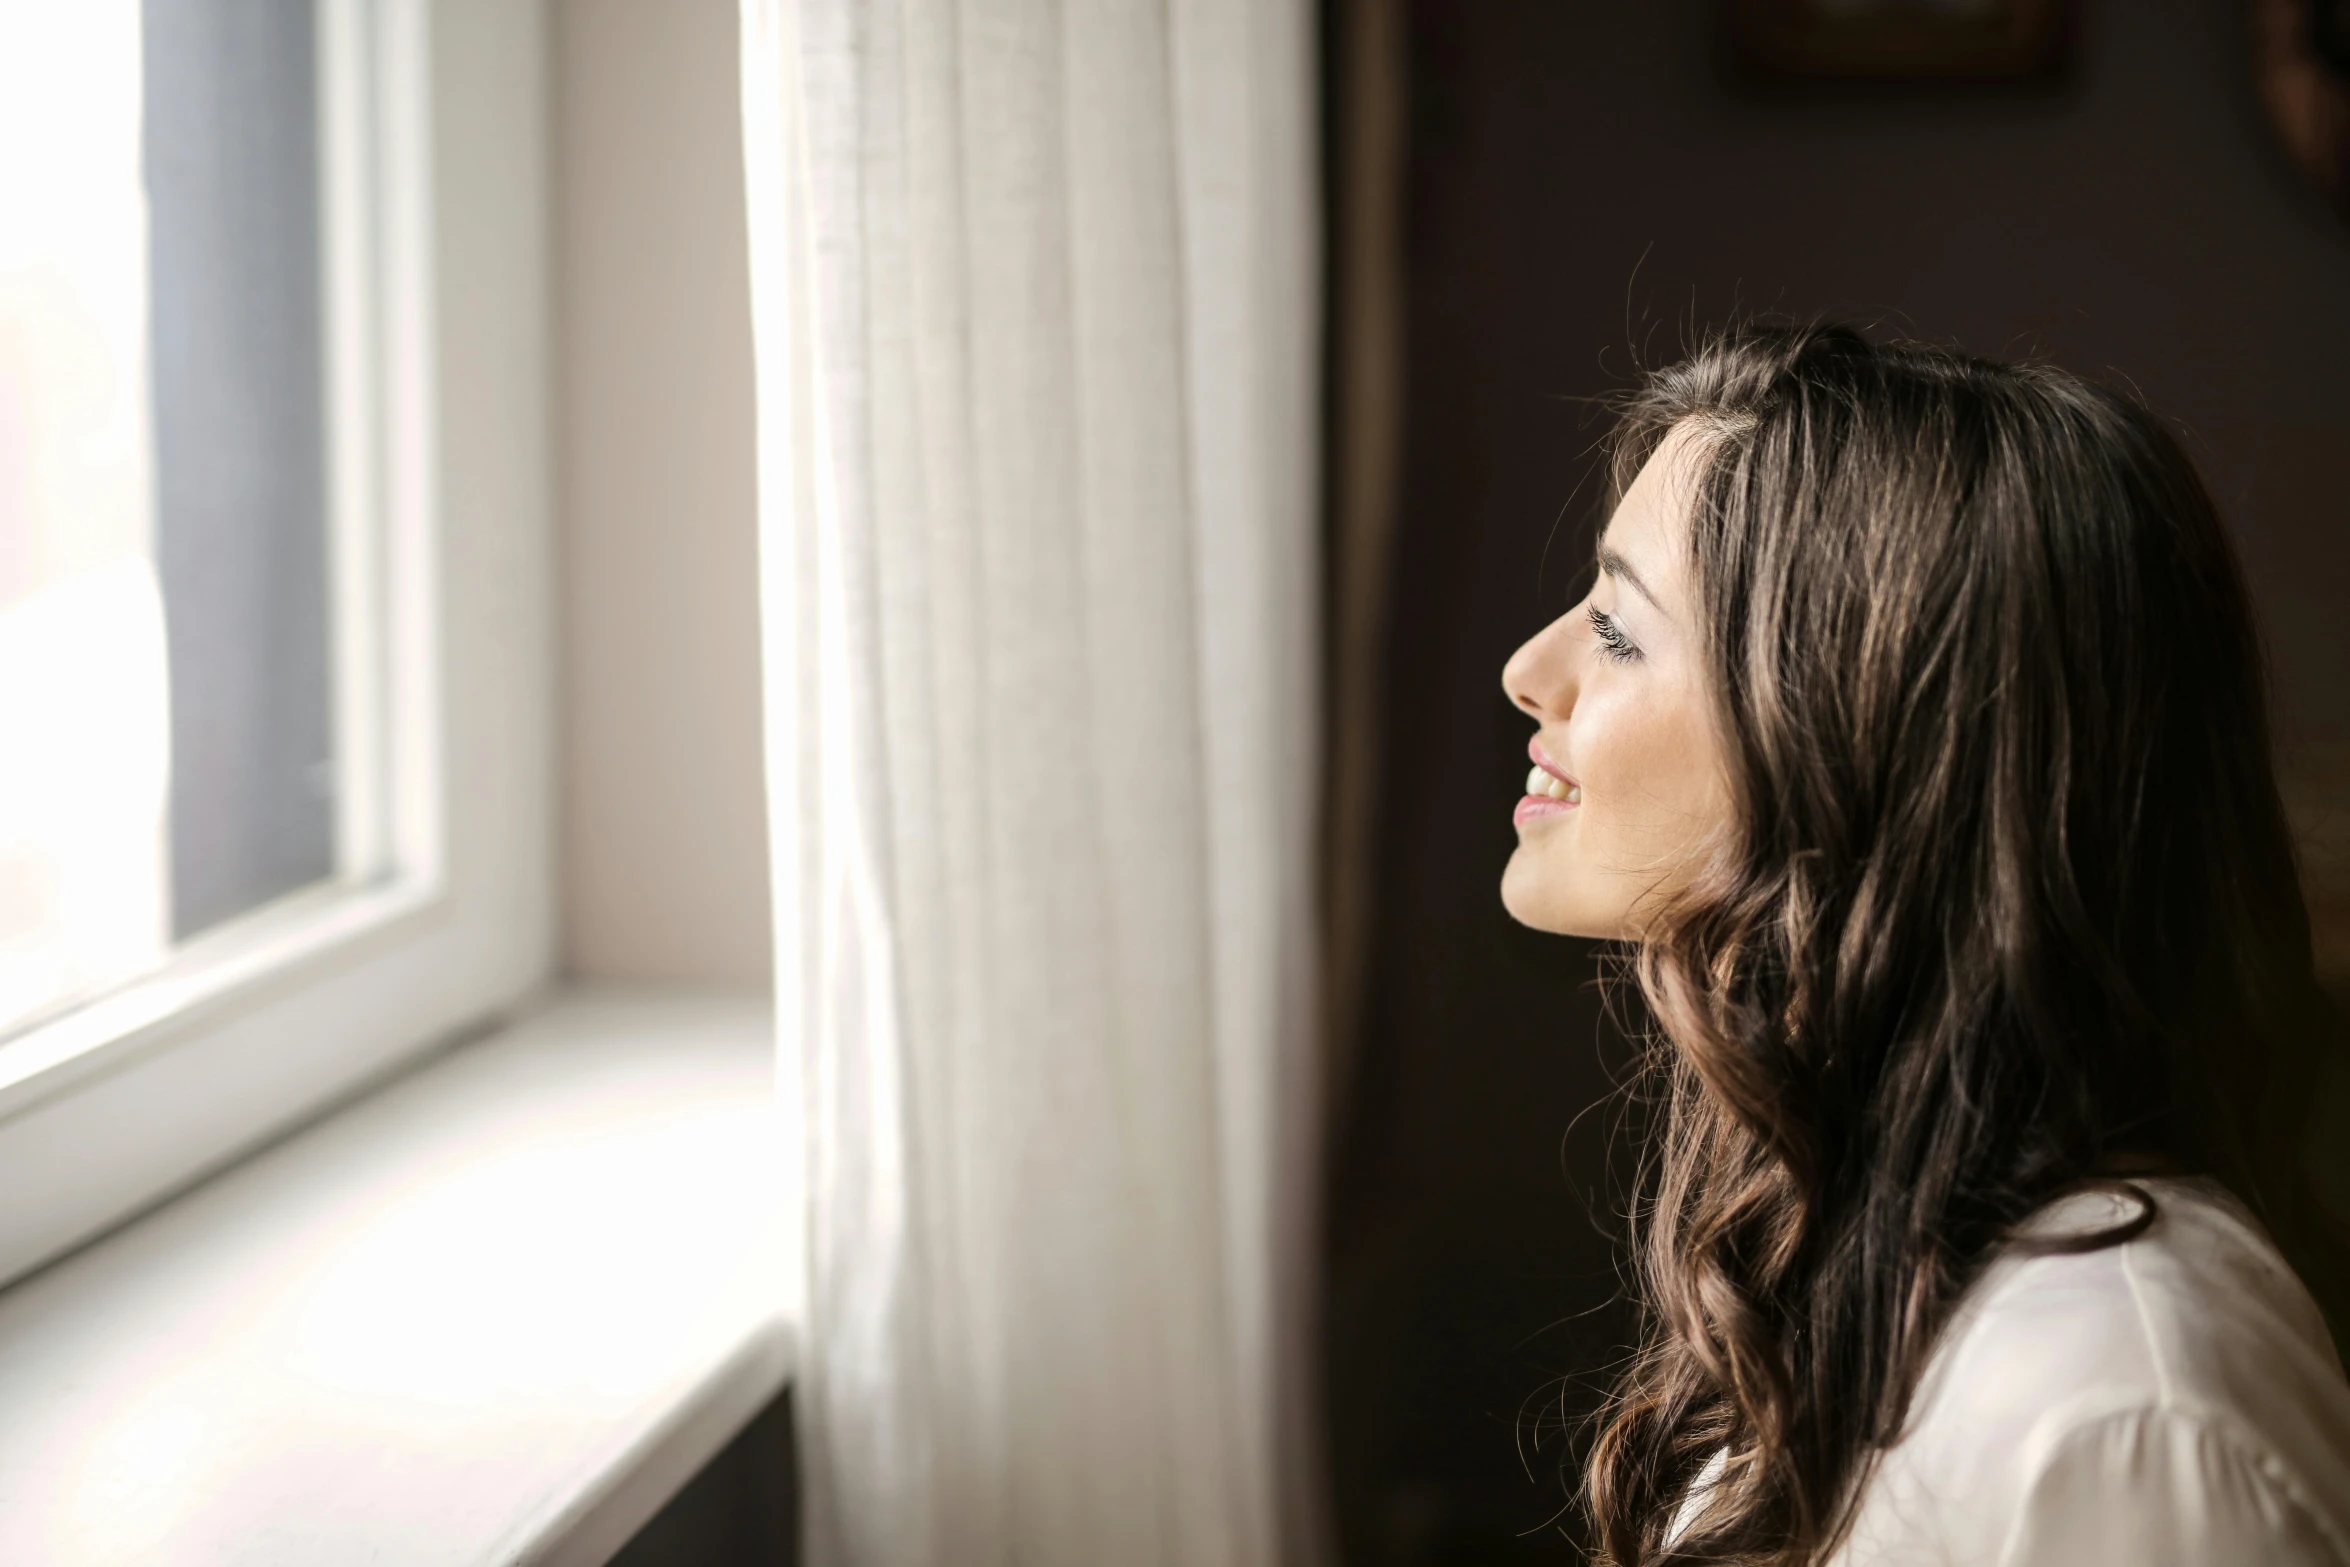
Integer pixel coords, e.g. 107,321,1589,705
553,0,769,985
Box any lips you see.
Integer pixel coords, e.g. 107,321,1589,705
1515,737,1580,824
1525,738,1580,804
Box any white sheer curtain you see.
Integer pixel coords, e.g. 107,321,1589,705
738,3,1321,1564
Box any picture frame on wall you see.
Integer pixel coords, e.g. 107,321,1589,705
1730,0,2076,82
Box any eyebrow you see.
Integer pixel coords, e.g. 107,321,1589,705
1595,538,1665,616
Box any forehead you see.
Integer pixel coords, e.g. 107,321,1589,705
1602,422,1707,566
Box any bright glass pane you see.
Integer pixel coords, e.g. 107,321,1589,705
0,0,336,1039
0,2,172,1035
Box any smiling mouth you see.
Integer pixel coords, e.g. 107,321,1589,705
1515,741,1581,826
1522,763,1580,806
1524,739,1581,806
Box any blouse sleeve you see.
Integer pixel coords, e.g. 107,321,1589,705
1998,1407,2347,1567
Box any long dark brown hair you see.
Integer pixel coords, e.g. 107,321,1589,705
1581,325,2344,1564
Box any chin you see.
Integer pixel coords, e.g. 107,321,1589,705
1502,841,1643,939
1501,846,1604,937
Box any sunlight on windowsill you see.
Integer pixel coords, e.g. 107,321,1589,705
0,987,794,1567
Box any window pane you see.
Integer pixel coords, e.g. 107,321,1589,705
144,0,334,939
0,0,337,1038
0,2,172,1034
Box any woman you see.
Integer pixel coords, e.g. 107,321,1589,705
1500,325,2350,1564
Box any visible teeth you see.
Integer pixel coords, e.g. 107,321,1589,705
1526,764,1578,803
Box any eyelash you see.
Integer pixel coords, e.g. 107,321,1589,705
1588,603,1639,663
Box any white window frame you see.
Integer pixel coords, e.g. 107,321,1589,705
0,0,553,1290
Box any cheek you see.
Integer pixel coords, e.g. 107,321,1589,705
1501,669,1734,940
1575,681,1732,860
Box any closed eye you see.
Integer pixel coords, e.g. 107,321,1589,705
1588,603,1640,663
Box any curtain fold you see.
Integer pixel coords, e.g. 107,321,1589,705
739,2,1321,1562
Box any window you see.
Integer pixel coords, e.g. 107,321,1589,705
145,0,344,949
0,0,552,1287
5,0,340,1040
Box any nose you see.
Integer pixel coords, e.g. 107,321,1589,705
1501,610,1579,722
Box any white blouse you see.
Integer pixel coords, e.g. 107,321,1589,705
1680,1177,2350,1564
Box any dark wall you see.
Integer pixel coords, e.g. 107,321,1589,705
1324,3,2350,1563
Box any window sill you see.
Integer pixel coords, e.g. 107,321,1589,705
0,985,795,1566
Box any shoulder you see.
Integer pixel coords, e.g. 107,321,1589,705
1838,1179,2350,1566
1993,1404,2344,1566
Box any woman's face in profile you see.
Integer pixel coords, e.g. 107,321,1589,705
1500,425,1734,939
